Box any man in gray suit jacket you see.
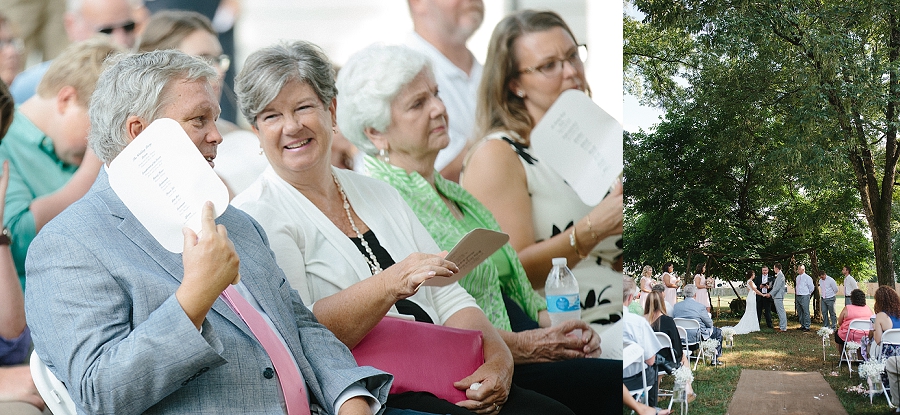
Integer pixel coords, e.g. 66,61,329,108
672,284,724,365
771,263,788,332
24,50,392,414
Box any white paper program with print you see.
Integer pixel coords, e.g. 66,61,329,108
108,118,229,253
530,89,623,206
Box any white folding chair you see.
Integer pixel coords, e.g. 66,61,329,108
30,350,77,415
674,317,707,369
654,332,680,411
624,342,652,407
840,319,871,377
676,326,690,359
875,329,900,408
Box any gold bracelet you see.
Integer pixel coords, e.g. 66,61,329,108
585,216,598,242
569,227,588,259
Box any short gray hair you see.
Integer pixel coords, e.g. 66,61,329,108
683,284,697,298
335,43,430,156
89,49,217,163
235,41,336,128
623,276,636,303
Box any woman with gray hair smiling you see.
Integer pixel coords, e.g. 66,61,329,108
335,42,619,415
231,40,573,415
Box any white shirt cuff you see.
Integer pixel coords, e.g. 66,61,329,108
334,383,379,414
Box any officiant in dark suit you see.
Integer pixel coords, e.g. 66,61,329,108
755,266,774,329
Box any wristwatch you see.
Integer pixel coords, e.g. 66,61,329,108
0,227,11,246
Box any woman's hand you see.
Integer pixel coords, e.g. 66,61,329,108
453,355,513,415
585,181,623,244
378,252,458,301
508,320,601,363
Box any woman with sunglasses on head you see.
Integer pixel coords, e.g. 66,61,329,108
462,10,623,346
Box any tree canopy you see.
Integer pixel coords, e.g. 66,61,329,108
624,0,894,283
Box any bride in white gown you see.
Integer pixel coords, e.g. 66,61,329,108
733,270,761,334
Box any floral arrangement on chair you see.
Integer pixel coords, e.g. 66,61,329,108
858,359,887,395
700,338,720,363
846,341,862,357
817,327,834,362
721,327,736,348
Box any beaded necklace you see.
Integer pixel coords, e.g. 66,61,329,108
332,173,382,275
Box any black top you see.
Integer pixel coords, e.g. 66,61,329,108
350,230,433,324
652,314,683,363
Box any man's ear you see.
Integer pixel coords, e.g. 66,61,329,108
55,86,78,114
125,115,148,141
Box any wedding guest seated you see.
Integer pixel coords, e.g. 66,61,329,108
652,283,672,315
873,286,900,357
644,290,695,400
25,49,392,414
835,288,872,355
232,40,574,415
461,10,623,333
672,284,724,365
0,80,45,415
623,277,662,409
0,37,121,290
624,385,671,415
335,42,620,415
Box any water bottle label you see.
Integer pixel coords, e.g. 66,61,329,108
546,294,580,313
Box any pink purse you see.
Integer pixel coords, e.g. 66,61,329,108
351,317,484,403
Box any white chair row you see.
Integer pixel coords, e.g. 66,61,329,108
624,342,653,409
674,317,708,370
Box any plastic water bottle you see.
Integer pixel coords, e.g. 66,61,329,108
545,257,581,337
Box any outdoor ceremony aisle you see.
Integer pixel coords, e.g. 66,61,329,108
726,370,848,415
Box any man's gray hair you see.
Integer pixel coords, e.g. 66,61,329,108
235,41,336,128
335,43,431,156
623,276,637,303
89,50,217,163
683,284,697,299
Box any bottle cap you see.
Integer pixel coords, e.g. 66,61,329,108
552,257,567,266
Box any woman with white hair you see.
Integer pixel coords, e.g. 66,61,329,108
336,42,620,415
232,40,573,415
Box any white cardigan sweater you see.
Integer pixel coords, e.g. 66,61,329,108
233,166,479,325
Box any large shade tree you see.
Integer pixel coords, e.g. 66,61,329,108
626,0,898,285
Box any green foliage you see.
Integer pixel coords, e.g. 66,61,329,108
625,0,899,283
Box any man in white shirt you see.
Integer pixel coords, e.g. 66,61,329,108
623,276,662,408
405,0,484,182
795,265,815,332
818,270,839,330
842,266,858,306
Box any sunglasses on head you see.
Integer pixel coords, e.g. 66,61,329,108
98,21,136,35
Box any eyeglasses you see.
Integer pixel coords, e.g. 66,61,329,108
519,44,588,77
97,21,136,35
0,38,23,52
201,54,231,72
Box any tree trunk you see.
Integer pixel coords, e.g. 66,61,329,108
873,224,896,289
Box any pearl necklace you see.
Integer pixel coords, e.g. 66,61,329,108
333,173,382,275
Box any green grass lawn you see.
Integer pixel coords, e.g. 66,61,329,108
636,294,892,414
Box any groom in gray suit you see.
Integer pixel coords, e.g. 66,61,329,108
771,263,788,332
24,50,392,414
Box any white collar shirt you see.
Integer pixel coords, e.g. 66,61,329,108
796,273,815,296
819,276,838,299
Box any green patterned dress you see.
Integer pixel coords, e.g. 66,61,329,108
366,156,545,331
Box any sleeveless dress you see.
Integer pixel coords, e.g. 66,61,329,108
694,274,711,309
474,132,623,330
662,272,678,306
733,281,760,334
639,276,654,310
